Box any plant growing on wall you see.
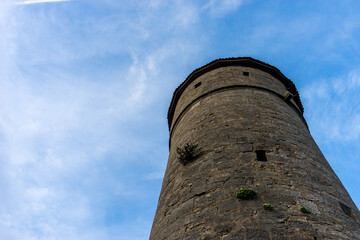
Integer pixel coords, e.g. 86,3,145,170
300,206,310,213
236,188,257,200
176,143,201,165
263,203,273,211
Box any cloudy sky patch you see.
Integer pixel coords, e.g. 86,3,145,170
14,0,71,5
0,1,360,239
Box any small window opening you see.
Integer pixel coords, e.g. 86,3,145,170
339,201,351,217
256,150,267,162
243,72,249,76
194,82,202,88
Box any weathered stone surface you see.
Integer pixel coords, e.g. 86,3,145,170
150,58,360,240
246,229,270,239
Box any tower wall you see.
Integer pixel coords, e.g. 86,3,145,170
150,58,360,240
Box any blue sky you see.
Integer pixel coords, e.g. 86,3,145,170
0,0,359,239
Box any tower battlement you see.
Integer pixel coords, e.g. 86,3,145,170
151,58,360,240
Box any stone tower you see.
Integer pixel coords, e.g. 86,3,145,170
150,57,360,239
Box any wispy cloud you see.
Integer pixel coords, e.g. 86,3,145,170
302,69,360,143
14,0,70,5
0,1,202,239
203,0,245,16
1,0,360,239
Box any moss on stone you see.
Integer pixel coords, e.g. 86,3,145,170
300,206,310,213
263,203,273,211
236,188,257,200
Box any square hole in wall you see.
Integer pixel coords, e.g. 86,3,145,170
339,201,351,217
243,72,249,76
194,82,202,88
256,150,267,162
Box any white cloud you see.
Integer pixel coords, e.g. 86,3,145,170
0,3,190,237
172,1,198,27
203,0,245,16
14,0,71,5
0,62,159,238
349,70,360,87
302,69,360,142
301,81,330,103
125,56,148,108
0,0,251,239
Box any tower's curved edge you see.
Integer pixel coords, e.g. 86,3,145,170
167,57,304,130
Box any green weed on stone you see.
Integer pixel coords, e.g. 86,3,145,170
300,206,310,213
176,143,201,165
263,203,273,211
236,188,257,200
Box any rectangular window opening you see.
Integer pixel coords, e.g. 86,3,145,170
243,72,249,76
256,150,267,162
339,201,351,217
194,82,202,88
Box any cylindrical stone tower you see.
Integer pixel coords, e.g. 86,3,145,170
150,57,360,240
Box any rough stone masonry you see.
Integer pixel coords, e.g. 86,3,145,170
150,57,360,240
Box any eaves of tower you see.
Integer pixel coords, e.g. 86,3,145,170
167,57,304,130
